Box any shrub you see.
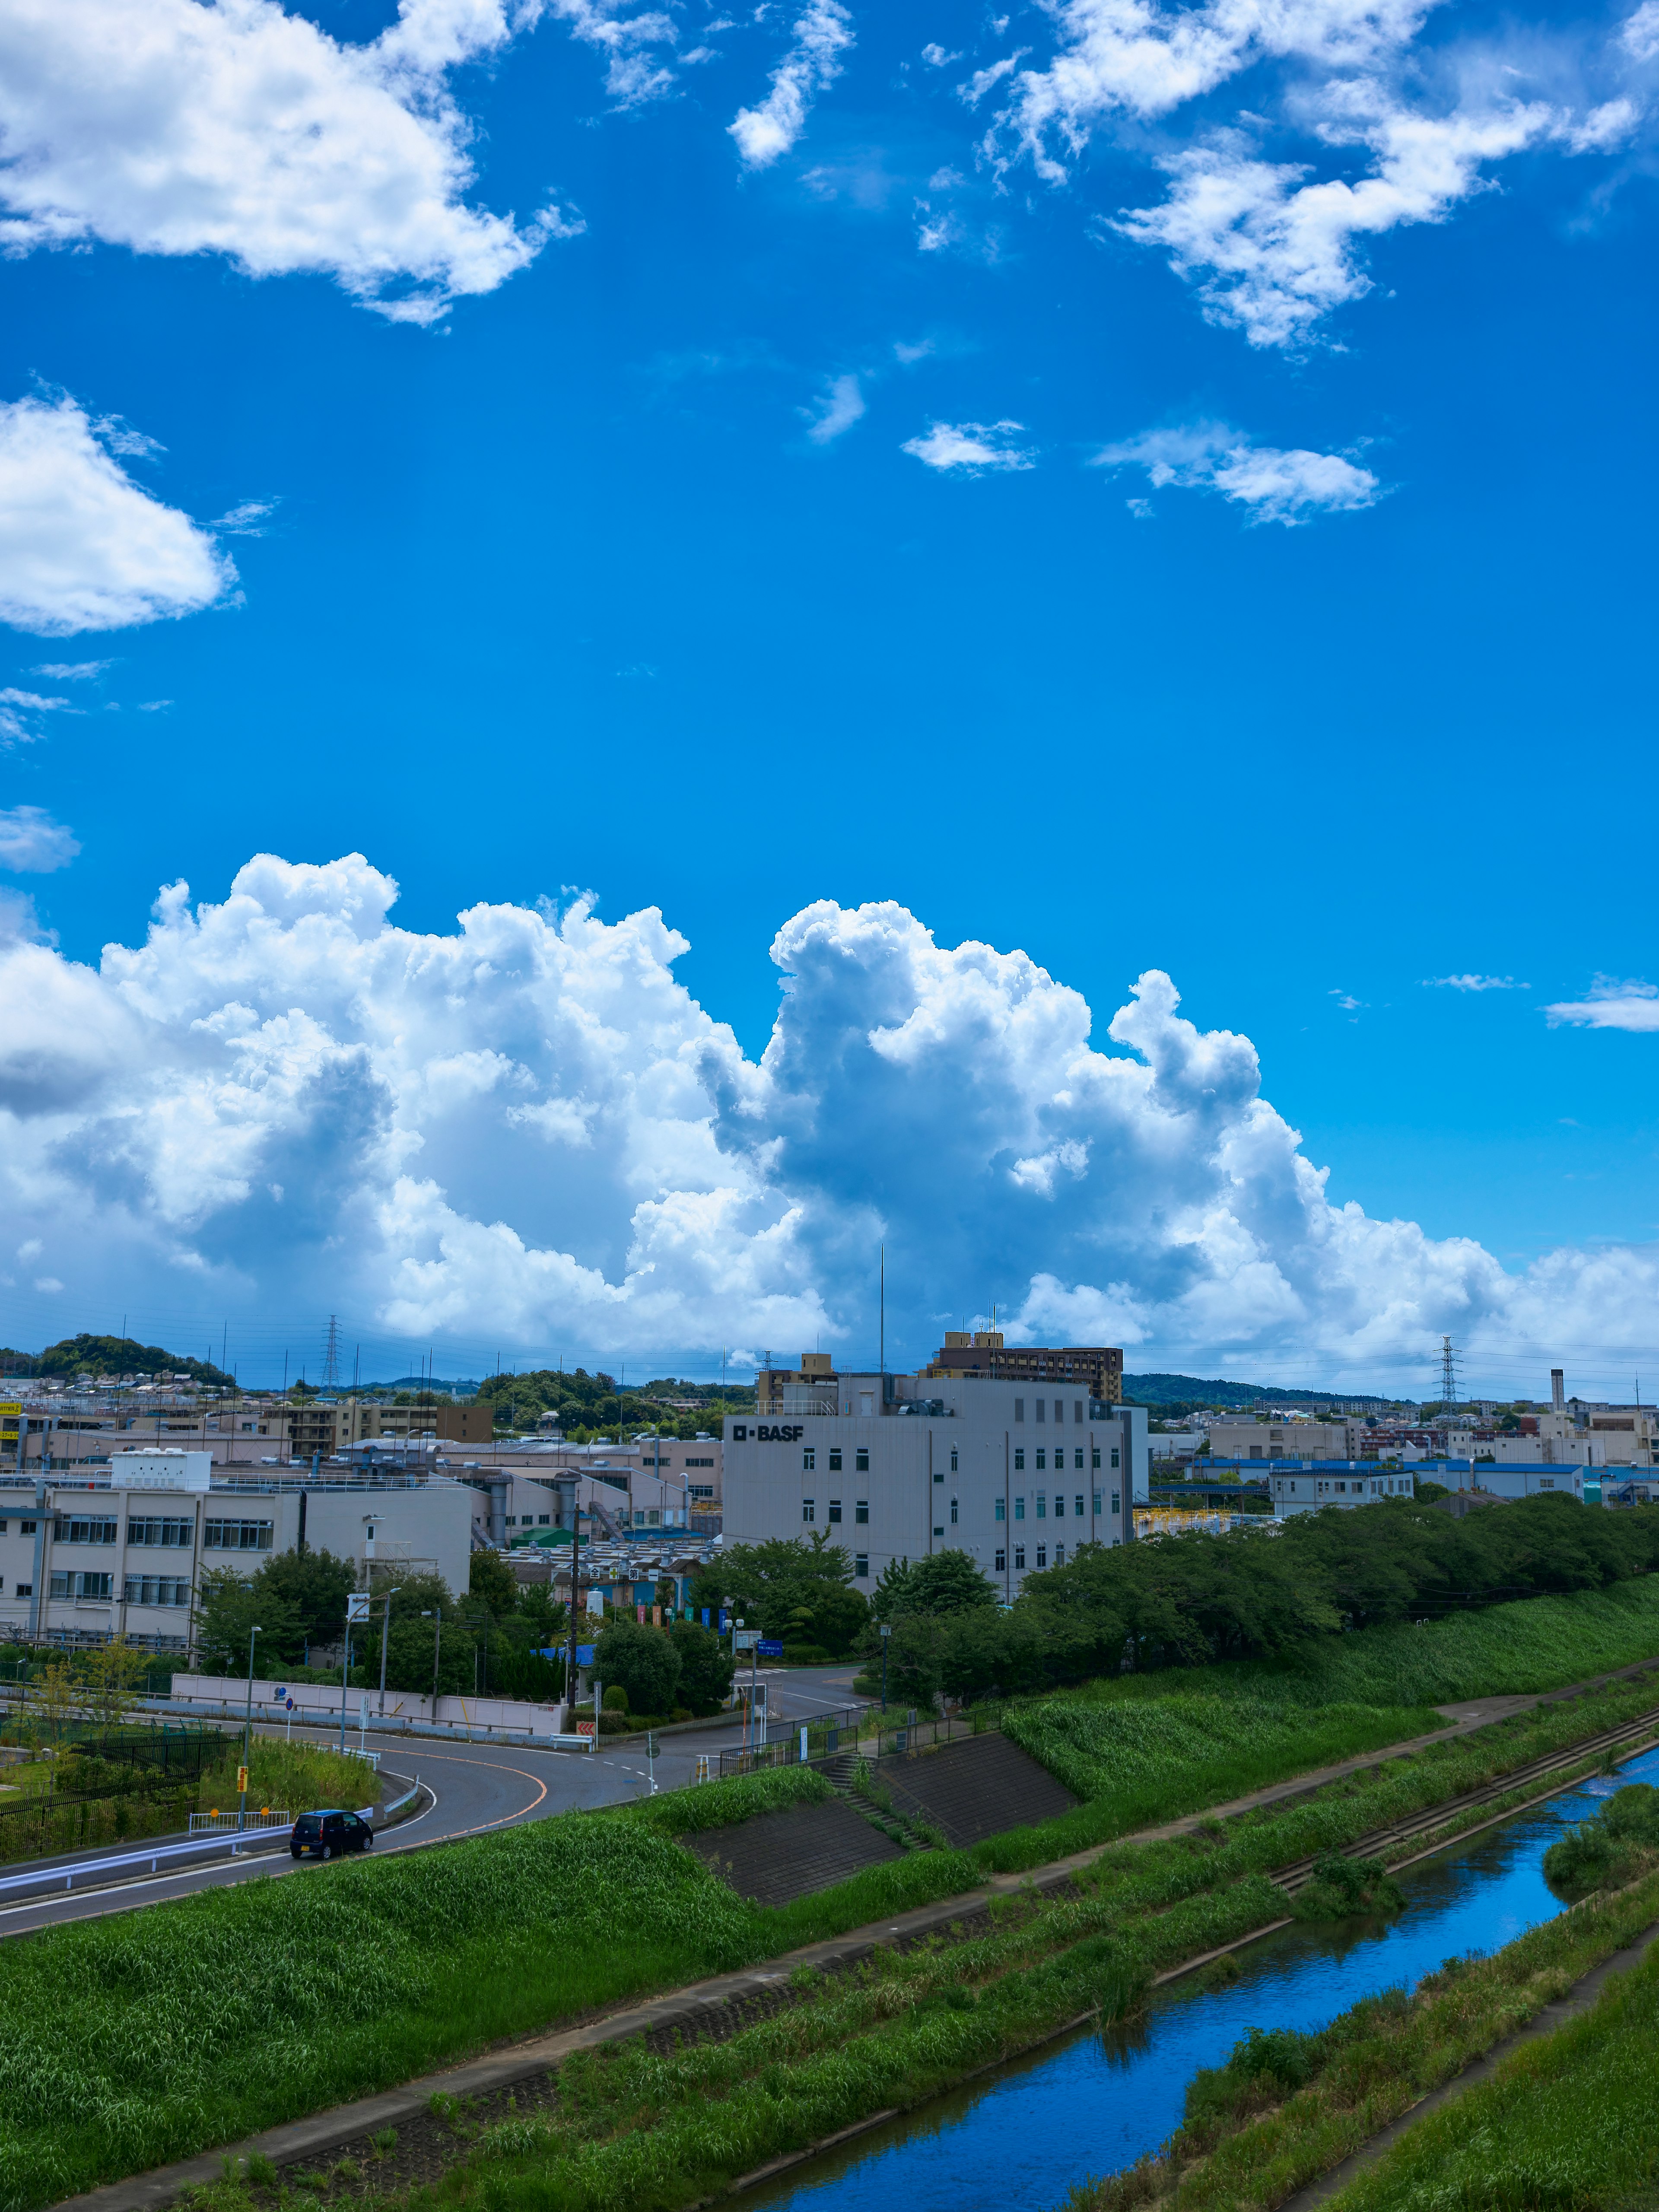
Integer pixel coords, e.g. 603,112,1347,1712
602,1685,629,1713
594,1619,683,1716
668,1620,734,1714
1545,1781,1659,1897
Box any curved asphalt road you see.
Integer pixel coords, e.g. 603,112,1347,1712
0,1666,871,1939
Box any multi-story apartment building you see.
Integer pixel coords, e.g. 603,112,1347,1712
726,1347,1148,1602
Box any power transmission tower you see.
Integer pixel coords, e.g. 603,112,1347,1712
321,1314,342,1389
1439,1335,1461,1417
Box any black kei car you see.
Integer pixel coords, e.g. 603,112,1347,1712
291,1808,375,1861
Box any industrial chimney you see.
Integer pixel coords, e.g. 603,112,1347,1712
1551,1367,1565,1412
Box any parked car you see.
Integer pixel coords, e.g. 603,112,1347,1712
291,1808,374,1860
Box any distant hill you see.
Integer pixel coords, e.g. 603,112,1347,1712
28,1334,234,1387
1122,1371,1393,1409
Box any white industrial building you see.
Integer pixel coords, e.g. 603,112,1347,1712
723,1347,1149,1600
0,1450,476,1652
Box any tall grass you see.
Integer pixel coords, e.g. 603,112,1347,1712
1331,1936,1659,2212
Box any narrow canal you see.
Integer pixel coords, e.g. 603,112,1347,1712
747,1745,1659,2212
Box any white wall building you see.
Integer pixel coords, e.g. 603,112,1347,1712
1264,1465,1419,1516
0,1468,476,1651
724,1369,1149,1600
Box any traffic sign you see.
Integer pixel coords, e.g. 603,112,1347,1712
346,1592,371,1622
732,1629,759,1649
236,1765,248,1793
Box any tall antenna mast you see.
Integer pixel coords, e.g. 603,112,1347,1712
879,1243,885,1381
321,1314,342,1389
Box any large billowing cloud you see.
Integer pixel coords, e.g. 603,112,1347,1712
0,852,1651,1384
0,0,608,323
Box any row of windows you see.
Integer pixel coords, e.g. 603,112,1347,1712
801,1448,869,1472
801,1499,870,1524
45,1571,192,1604
49,1516,199,1548
1013,1399,1089,1424
997,1491,1120,1519
123,1577,191,1607
805,1444,1121,1477
203,1519,273,1551
1014,1446,1118,1472
0,1519,38,1538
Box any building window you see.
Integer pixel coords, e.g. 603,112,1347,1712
51,1570,112,1601
803,1447,816,1471
802,1498,816,1523
1036,1491,1047,1518
829,1447,842,1471
1092,1489,1102,1513
1036,1544,1048,1568
1055,1543,1066,1564
14,1583,29,1599
123,1576,190,1607
1091,1447,1101,1470
1074,1449,1085,1471
1036,1449,1046,1471
1035,1400,1045,1423
995,1497,1005,1522
855,1448,869,1472
127,1518,194,1547
55,1516,118,1545
934,1467,944,1484
1074,1402,1084,1423
1054,1491,1065,1517
1110,1447,1120,1469
1014,1545,1026,1570
1074,1494,1084,1516
1111,1491,1120,1514
1540,1477,1554,1489
203,1519,273,1552
829,1499,842,1522
950,1496,959,1524
855,1500,869,1523
1014,1497,1025,1520
855,1554,869,1577
1014,1398,1024,1422
995,1548,1006,1573
538,1513,550,1524
934,1524,944,1538
1014,1447,1025,1471
950,1446,959,1471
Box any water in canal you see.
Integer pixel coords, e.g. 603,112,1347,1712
747,1743,1659,2212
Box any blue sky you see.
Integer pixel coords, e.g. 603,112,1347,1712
0,0,1656,1394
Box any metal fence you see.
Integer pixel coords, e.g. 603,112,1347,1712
188,1808,293,1834
712,1697,1010,1780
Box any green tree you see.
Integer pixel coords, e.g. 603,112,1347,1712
704,1534,869,1653
872,1549,998,1621
668,1618,734,1714
193,1567,303,1675
468,1550,518,1618
79,1637,146,1734
257,1548,355,1649
592,1618,682,1716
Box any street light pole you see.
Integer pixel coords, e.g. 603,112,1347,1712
422,1608,441,1716
377,1585,402,1719
239,1625,262,1831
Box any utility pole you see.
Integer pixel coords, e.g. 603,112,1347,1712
377,1585,402,1718
879,1244,885,1387
564,1494,583,1724
423,1608,442,1713
240,1625,262,1831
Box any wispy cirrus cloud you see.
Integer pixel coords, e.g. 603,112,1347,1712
1424,973,1529,991
1092,420,1380,524
902,420,1036,473
801,373,866,444
1546,978,1659,1032
0,805,79,874
729,0,853,167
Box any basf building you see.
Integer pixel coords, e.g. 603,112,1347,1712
723,1337,1149,1598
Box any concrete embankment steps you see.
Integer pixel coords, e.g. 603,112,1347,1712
681,1732,1077,1904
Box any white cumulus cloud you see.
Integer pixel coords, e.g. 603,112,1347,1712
3,853,1658,1388
0,0,601,324
902,420,1036,473
729,0,854,167
0,807,80,874
0,395,234,636
1545,979,1659,1032
1093,420,1380,523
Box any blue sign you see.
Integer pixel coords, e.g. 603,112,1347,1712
575,1643,596,1666
757,1638,784,1658
700,1607,711,1628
